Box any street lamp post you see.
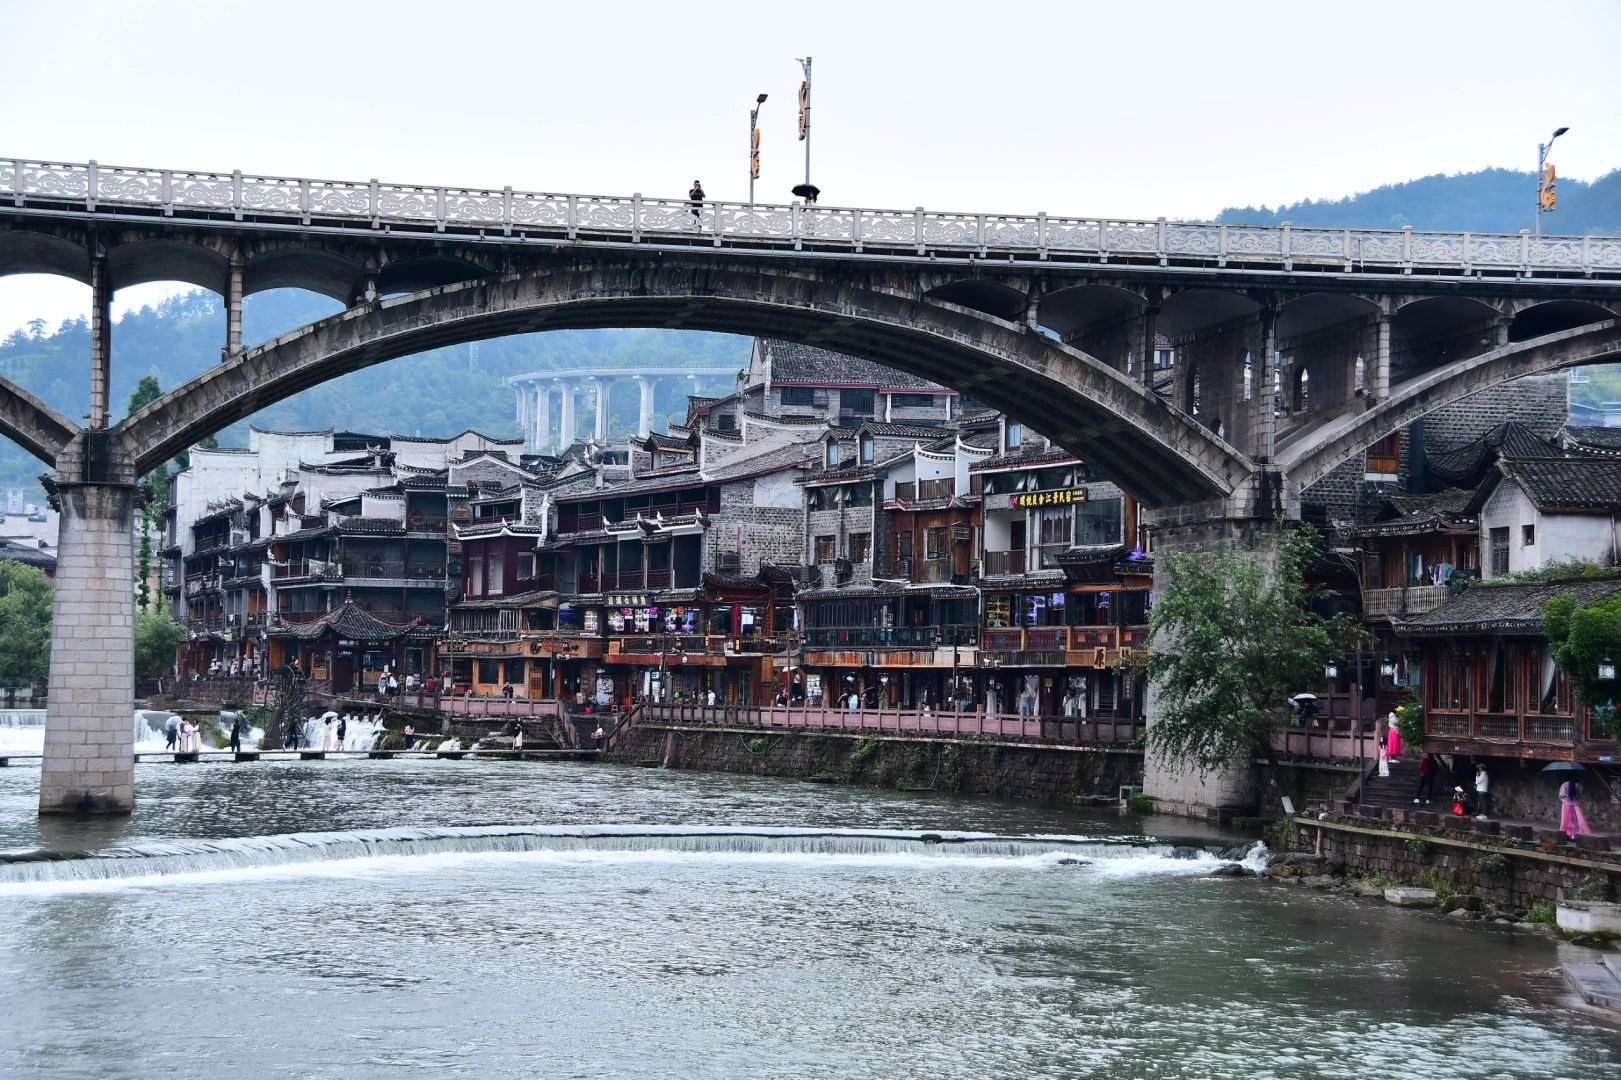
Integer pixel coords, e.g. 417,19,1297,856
1535,126,1570,239
796,56,812,186
791,56,819,204
748,92,768,206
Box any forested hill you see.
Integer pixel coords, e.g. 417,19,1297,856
1217,167,1621,234
0,290,747,497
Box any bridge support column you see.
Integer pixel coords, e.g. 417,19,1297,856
1372,312,1391,401
1138,301,1161,387
637,376,656,437
558,379,576,450
593,377,610,442
88,252,111,428
40,436,137,815
223,250,244,361
1138,496,1284,820
534,384,551,452
1250,306,1278,461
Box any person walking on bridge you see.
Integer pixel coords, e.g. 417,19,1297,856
689,180,705,225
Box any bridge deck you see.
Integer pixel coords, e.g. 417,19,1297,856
6,155,1619,279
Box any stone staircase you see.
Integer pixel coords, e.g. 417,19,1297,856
1564,953,1621,1016
1347,756,1461,812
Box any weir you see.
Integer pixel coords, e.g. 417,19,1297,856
0,823,1267,891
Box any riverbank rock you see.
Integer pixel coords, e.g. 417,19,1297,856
1210,863,1257,878
1353,882,1386,898
1383,887,1439,908
1442,894,1484,914
1264,853,1341,880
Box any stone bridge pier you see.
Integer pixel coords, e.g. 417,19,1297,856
39,433,138,814
1135,495,1286,818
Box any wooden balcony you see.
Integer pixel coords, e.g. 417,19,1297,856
1362,583,1449,619
982,550,1025,576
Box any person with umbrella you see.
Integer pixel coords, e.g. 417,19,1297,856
1544,761,1590,836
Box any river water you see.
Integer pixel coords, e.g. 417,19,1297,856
0,759,1614,1078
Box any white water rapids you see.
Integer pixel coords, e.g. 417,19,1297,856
0,824,1269,893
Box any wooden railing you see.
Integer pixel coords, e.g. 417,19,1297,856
982,550,1025,576
641,703,1143,745
1427,710,1576,744
976,625,1148,655
1362,584,1450,619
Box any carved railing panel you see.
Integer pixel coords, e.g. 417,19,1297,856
6,155,1620,278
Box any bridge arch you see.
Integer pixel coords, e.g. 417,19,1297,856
0,374,81,466
1509,299,1618,342
104,238,229,294
1278,320,1621,494
116,260,1254,507
1389,294,1502,378
0,230,91,283
924,280,1027,321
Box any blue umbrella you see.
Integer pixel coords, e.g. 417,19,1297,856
1540,760,1586,772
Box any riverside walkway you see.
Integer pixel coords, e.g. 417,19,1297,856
0,748,597,766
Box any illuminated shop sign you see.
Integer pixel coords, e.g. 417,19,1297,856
1008,488,1086,508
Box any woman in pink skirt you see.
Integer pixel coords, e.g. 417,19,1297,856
1560,779,1591,836
1384,714,1403,763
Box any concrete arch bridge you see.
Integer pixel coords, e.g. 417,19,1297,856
3,154,1621,814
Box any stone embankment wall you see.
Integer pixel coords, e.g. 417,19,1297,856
1289,812,1619,912
610,723,1143,803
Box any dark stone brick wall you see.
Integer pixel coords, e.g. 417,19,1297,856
610,722,1143,804
1292,814,1618,910
1303,372,1569,526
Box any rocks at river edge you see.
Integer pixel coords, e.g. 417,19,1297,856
1210,863,1257,877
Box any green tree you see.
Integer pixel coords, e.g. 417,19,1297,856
0,561,53,685
1544,590,1621,738
1137,527,1348,774
127,375,168,611
134,598,187,681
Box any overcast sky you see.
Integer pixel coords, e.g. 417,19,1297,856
3,0,1618,336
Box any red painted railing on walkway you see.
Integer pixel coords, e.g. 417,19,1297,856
639,704,1142,745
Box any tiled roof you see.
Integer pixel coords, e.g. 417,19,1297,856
0,538,55,571
276,602,421,641
391,428,521,445
1351,488,1477,537
644,433,695,452
1562,425,1621,456
1053,544,1126,567
451,589,558,610
861,421,951,439
1396,578,1621,636
763,339,946,390
338,517,405,534
969,445,1073,471
1428,421,1567,486
1480,458,1621,513
195,500,243,525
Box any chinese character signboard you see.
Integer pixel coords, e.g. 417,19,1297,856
1007,489,1087,508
